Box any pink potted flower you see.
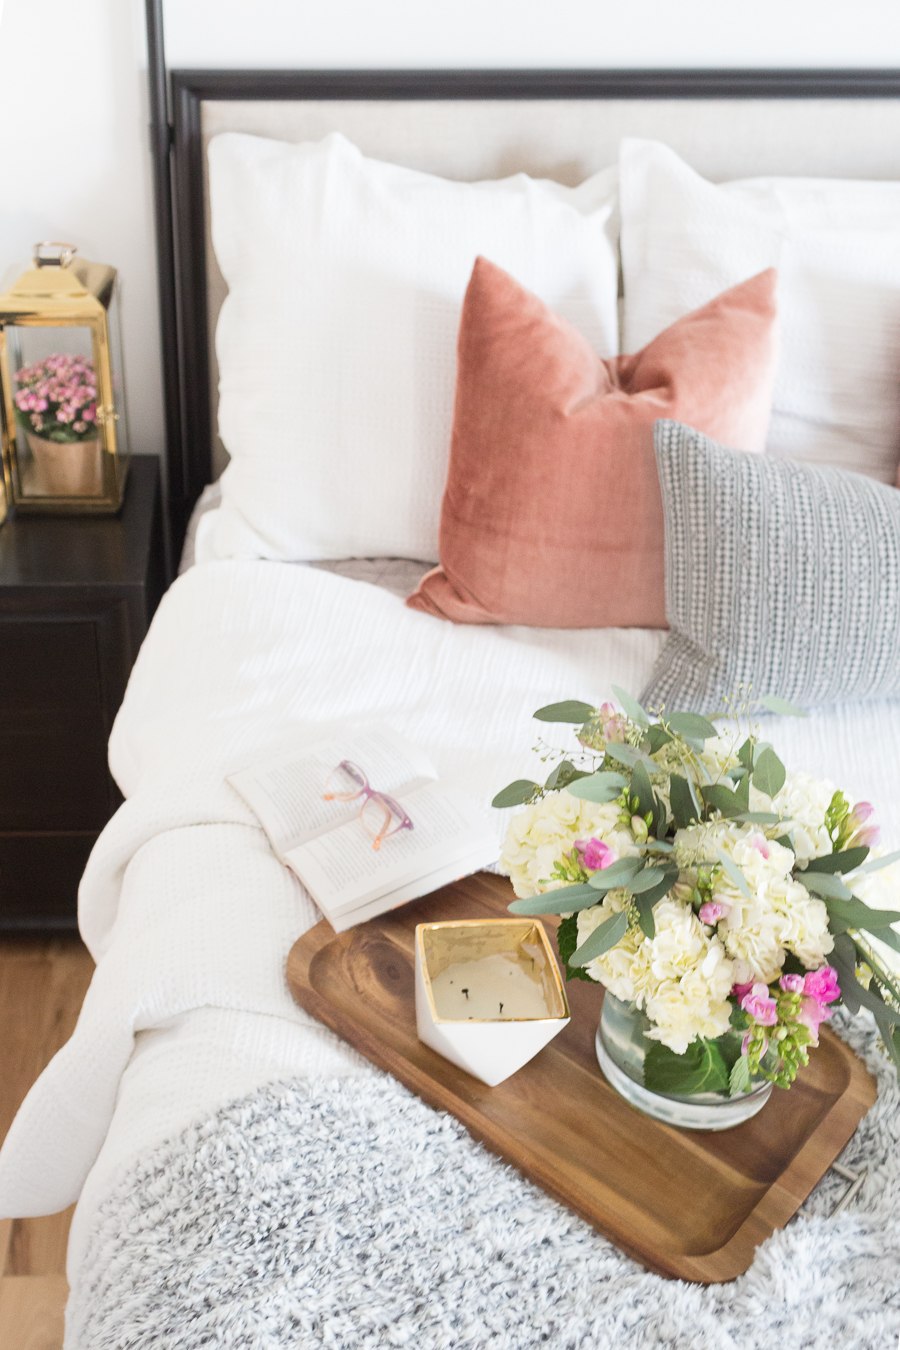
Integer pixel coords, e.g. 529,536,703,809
14,354,102,496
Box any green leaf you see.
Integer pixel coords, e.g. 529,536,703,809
856,849,900,875
653,792,669,838
737,738,754,771
752,740,773,765
566,770,628,804
803,846,870,875
823,895,900,932
631,864,679,937
631,760,656,825
774,833,794,851
832,933,900,1025
569,909,630,966
643,1038,730,1096
491,779,539,808
544,759,574,790
508,884,602,916
717,849,752,900
872,1008,900,1074
533,700,596,723
752,746,786,798
729,1055,752,1097
611,685,650,728
665,712,718,744
735,811,781,825
799,871,853,901
702,775,750,819
627,864,672,895
647,725,673,754
643,839,675,853
588,856,645,890
603,742,658,772
556,914,595,983
634,891,657,938
670,774,701,829
758,694,809,718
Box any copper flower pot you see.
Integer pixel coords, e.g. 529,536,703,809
26,431,102,496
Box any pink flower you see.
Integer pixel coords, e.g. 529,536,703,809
852,824,881,849
850,802,875,825
741,983,779,1026
83,405,96,423
779,973,805,993
803,966,840,1006
575,837,616,872
699,901,726,925
795,995,831,1046
750,833,770,859
732,980,754,1002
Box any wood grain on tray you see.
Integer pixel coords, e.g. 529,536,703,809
286,872,877,1283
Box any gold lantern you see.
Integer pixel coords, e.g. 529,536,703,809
0,242,129,515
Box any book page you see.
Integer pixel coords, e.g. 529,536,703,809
227,724,436,856
327,850,501,932
284,781,497,916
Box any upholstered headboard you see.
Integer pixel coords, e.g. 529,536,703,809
147,49,900,551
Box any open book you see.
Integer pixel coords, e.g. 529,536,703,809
228,724,499,931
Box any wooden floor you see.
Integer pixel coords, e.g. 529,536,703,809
0,937,94,1350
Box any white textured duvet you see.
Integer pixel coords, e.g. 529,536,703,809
1,560,898,1284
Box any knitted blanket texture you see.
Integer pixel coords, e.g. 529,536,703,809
67,1013,899,1350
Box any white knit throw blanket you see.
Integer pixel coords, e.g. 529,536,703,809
67,1013,899,1350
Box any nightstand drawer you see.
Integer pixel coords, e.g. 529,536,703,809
0,619,116,830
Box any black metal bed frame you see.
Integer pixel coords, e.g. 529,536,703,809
144,0,900,554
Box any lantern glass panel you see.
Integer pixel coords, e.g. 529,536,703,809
6,323,104,499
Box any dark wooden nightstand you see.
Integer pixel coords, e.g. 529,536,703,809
0,456,166,930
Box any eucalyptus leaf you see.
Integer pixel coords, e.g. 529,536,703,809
587,856,645,890
735,811,781,825
642,839,675,853
569,909,629,967
567,771,628,804
603,741,658,772
653,792,669,838
611,685,650,728
627,864,672,894
798,871,853,901
702,778,750,819
665,712,718,743
634,890,657,939
758,694,809,718
670,774,701,829
716,849,752,900
533,700,596,724
737,738,754,771
647,725,673,754
508,884,602,916
804,846,870,875
856,849,900,875
556,914,594,983
752,741,773,765
774,833,794,851
544,759,576,790
752,746,786,798
491,779,539,809
832,933,900,1025
823,895,900,931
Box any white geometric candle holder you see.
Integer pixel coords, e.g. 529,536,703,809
415,918,570,1086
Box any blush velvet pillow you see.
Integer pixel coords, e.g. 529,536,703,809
407,257,779,628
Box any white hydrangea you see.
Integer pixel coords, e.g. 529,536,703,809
764,769,835,862
577,896,734,1054
851,854,900,979
499,791,637,899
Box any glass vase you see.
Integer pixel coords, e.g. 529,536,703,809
595,992,772,1131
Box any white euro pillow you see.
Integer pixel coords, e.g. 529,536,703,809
197,131,619,564
620,137,900,485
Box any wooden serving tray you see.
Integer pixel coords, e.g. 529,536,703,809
286,873,877,1283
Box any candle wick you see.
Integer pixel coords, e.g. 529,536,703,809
499,1002,504,1015
462,989,469,999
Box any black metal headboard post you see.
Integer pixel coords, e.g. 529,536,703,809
143,6,900,558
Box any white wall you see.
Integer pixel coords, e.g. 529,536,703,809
2,0,900,469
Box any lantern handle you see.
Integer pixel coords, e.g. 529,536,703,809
33,242,77,269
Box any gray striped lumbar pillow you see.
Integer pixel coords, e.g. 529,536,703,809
640,420,900,714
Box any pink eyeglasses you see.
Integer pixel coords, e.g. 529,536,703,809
323,760,414,851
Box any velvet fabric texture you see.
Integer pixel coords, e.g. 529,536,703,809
407,257,779,628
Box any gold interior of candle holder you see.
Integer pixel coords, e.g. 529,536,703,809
417,918,569,1023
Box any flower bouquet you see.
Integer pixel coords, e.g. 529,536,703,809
14,354,101,495
494,690,900,1116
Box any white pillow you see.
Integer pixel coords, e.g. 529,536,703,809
620,138,900,484
197,132,619,564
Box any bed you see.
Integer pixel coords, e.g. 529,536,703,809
2,51,900,1349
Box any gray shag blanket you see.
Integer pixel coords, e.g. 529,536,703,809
68,1013,899,1350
